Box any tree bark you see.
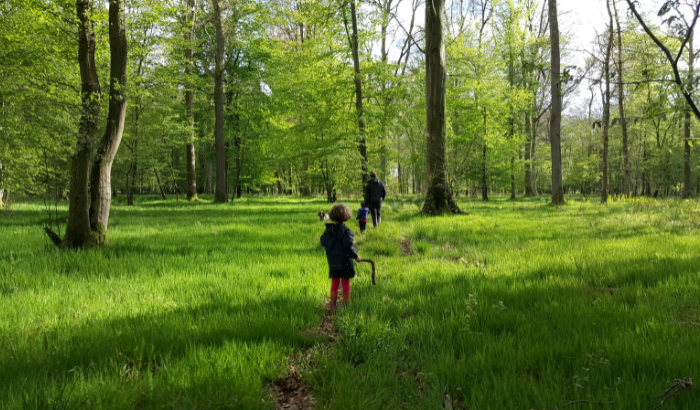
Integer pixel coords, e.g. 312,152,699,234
88,0,127,237
184,0,198,201
212,0,228,203
62,0,101,248
683,36,695,198
348,1,369,183
601,0,613,204
206,162,213,193
524,111,535,196
612,0,630,197
481,144,489,201
421,0,460,215
548,0,564,205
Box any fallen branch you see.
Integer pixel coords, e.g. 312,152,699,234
650,377,693,410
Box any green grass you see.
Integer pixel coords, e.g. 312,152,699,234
1,194,699,409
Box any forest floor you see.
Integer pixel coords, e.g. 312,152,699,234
1,194,699,409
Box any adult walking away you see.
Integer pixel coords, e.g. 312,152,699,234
364,171,387,228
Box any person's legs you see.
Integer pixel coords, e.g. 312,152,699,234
370,201,382,226
370,203,379,227
359,221,366,233
330,278,340,309
341,279,351,303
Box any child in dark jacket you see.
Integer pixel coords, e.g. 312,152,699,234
320,204,360,310
356,202,370,233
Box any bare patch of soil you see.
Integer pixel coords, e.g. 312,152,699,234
270,303,340,409
400,240,413,256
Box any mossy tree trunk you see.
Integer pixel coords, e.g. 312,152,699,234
61,0,127,248
421,0,460,215
89,0,127,234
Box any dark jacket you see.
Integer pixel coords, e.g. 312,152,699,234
364,178,387,204
320,223,358,271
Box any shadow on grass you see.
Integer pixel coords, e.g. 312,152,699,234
0,293,323,395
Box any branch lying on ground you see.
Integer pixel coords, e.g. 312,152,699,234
650,377,693,410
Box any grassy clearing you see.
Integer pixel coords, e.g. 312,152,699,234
1,195,699,409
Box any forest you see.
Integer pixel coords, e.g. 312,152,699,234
1,0,699,217
1,0,700,409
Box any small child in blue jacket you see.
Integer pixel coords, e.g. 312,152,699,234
356,202,370,233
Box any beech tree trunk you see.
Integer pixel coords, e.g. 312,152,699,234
348,1,369,183
421,0,460,215
524,111,535,196
206,162,213,193
61,0,126,248
184,0,198,201
212,0,228,203
89,0,127,235
683,36,695,198
601,0,613,204
548,0,564,205
481,144,489,201
612,0,630,197
62,0,100,248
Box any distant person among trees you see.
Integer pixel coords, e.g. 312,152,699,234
356,202,369,233
320,204,361,311
364,171,386,228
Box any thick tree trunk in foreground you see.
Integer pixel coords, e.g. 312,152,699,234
612,0,630,197
548,0,564,205
683,36,695,198
601,0,613,204
212,0,227,203
63,0,101,248
89,0,127,236
349,1,369,183
421,0,460,215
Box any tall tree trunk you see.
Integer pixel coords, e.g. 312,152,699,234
524,112,535,196
206,162,213,193
548,0,564,205
89,0,127,236
683,36,695,198
235,137,242,198
184,0,198,201
481,144,489,201
276,170,283,195
62,0,101,248
348,1,369,183
601,0,613,204
421,0,460,215
212,0,227,203
128,140,137,206
612,0,630,197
